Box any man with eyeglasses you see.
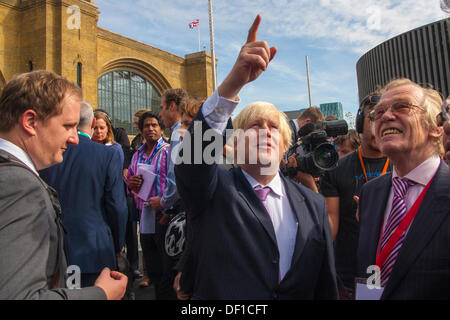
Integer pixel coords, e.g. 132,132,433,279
356,78,449,300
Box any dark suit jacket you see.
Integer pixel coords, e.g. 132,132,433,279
40,134,128,274
174,108,338,299
0,149,105,299
357,161,450,299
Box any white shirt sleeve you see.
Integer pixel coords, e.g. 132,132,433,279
202,89,240,134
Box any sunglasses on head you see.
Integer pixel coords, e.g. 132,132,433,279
359,94,381,110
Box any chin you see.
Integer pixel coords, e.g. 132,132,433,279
380,142,402,157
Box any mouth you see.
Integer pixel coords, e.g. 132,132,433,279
256,143,272,149
381,128,403,137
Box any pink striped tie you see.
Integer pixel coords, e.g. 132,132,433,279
254,186,271,215
379,177,415,285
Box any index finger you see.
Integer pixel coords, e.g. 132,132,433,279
246,14,261,44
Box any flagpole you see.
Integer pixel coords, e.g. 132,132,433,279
208,0,217,90
198,23,201,52
306,56,312,107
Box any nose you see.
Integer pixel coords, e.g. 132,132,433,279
68,129,79,145
262,123,272,138
380,106,396,121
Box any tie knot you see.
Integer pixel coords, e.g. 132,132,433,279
254,186,271,202
392,177,415,198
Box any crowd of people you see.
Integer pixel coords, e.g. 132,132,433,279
0,15,449,300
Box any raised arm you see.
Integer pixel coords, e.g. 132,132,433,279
175,14,276,217
218,14,277,101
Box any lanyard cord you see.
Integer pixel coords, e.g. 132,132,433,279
358,147,390,183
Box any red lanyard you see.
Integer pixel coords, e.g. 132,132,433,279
375,174,435,269
358,147,390,183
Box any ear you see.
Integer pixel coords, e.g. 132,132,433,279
169,101,177,112
21,109,39,136
428,126,443,139
91,117,96,129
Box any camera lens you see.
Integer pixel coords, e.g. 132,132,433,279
313,143,339,170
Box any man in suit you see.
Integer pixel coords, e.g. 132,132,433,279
40,101,128,287
0,70,127,299
356,78,449,299
175,15,338,299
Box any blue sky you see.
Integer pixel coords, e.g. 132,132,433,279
95,0,448,122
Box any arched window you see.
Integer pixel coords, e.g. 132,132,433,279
98,70,161,134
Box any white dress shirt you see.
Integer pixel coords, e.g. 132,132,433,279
0,138,38,176
202,89,298,281
242,170,298,281
202,89,239,134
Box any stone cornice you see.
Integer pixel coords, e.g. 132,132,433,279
97,27,185,65
1,0,98,17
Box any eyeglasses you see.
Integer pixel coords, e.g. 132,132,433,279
369,102,425,121
436,98,450,126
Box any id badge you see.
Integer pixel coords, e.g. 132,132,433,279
355,277,384,300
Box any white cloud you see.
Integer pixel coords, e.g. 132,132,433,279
95,0,448,116
98,0,447,55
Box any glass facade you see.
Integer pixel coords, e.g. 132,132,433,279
98,70,161,134
320,102,344,119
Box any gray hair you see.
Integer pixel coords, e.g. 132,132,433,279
78,101,94,129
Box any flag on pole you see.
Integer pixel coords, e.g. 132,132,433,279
189,18,199,29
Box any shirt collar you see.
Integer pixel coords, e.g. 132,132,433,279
0,138,38,176
292,119,300,133
138,137,164,155
77,131,91,139
392,154,441,186
171,120,181,132
241,168,283,198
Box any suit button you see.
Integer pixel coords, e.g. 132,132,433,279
272,292,279,299
272,259,277,264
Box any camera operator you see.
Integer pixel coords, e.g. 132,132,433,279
286,118,348,193
289,107,324,147
320,92,391,299
283,107,324,191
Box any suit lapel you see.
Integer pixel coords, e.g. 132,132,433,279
233,168,278,246
383,162,450,298
366,174,393,266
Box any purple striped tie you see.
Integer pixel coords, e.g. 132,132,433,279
379,177,415,285
254,186,271,215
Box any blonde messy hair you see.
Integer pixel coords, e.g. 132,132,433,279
232,101,292,153
380,78,444,157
